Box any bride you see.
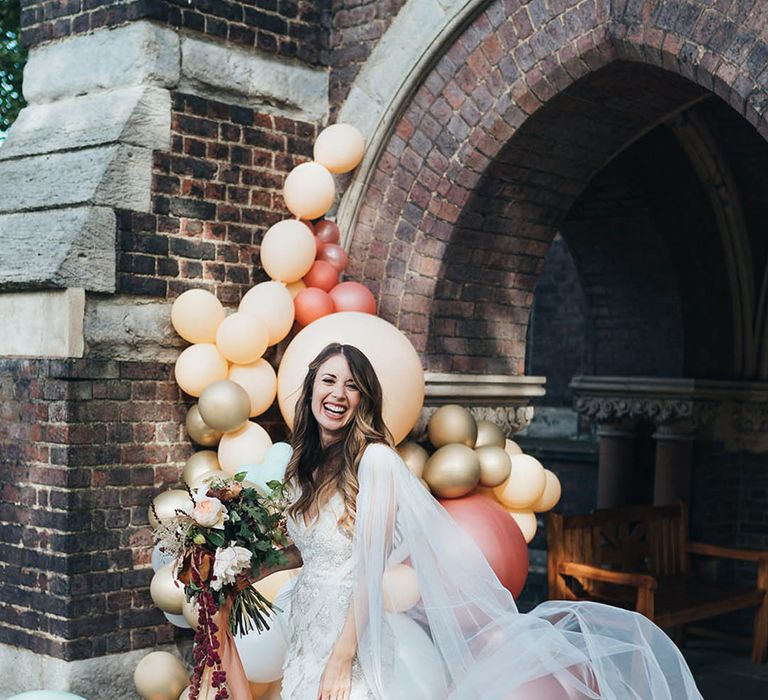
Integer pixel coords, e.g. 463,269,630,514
262,342,703,700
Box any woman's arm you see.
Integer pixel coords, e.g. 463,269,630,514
252,544,303,583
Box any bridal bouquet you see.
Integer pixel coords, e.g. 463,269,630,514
153,472,289,700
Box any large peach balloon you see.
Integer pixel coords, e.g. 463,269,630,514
171,289,225,344
228,359,278,417
303,260,339,292
218,421,273,475
277,312,424,444
282,162,336,220
313,124,365,174
382,564,420,612
530,469,562,512
260,219,316,283
493,454,547,510
329,281,377,314
294,287,335,327
174,343,229,397
239,281,295,346
215,312,269,365
439,494,528,597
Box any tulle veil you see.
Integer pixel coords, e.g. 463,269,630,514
351,443,703,700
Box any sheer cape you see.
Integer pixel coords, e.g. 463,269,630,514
352,443,703,700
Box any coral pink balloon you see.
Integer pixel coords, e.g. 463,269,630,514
239,281,295,346
313,124,365,174
228,359,278,418
329,281,377,314
260,219,316,283
314,235,324,257
282,162,336,220
318,244,348,272
174,344,229,397
171,289,225,344
314,219,340,245
294,288,335,327
303,260,339,293
218,421,272,475
215,312,269,365
439,494,528,597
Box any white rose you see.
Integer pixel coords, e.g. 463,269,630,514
211,544,252,591
184,491,228,530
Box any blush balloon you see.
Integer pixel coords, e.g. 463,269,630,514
329,281,377,314
319,244,348,272
303,260,339,292
439,493,528,598
294,288,335,327
314,219,340,245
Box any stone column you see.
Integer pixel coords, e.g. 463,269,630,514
596,419,638,509
652,422,696,505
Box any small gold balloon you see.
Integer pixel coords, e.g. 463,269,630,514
148,489,192,529
530,469,562,512
182,450,221,486
475,445,512,487
150,563,185,614
396,441,429,478
509,510,538,544
474,420,506,449
134,651,189,700
423,443,480,498
182,599,199,629
198,379,251,433
428,404,478,448
186,404,223,446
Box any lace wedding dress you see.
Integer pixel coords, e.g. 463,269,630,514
278,444,703,700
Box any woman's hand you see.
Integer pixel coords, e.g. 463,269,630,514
317,645,354,700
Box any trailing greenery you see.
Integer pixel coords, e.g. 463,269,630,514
1,0,26,136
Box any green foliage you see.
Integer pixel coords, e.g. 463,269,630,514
1,0,26,135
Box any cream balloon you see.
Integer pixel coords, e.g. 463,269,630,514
313,124,365,174
179,687,190,700
239,281,296,346
396,441,429,478
197,379,251,433
530,469,562,512
474,420,506,448
504,438,523,456
475,445,512,487
493,454,547,510
260,219,317,283
215,312,269,365
133,651,189,700
174,343,229,397
428,404,477,448
254,569,301,603
277,312,424,444
383,564,420,612
286,279,306,299
182,450,221,486
509,510,538,544
185,404,223,446
218,421,273,475
228,359,278,418
182,599,199,629
149,489,192,529
282,161,336,220
170,289,225,344
150,563,185,614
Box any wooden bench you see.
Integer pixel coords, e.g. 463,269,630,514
546,502,768,663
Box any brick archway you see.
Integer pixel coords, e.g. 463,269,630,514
346,1,768,373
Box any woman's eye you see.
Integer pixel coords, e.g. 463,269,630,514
347,383,359,391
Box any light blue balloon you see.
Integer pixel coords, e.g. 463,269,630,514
8,692,88,700
240,442,293,494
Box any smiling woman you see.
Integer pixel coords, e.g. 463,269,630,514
311,355,363,448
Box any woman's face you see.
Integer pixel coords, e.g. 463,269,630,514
311,353,362,447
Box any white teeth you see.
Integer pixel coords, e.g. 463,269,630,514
324,403,346,415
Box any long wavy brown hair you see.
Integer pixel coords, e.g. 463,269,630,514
285,343,393,531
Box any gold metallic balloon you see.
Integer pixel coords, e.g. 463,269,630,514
474,420,506,449
150,563,185,614
148,489,192,529
530,469,562,512
396,441,429,478
423,444,480,498
475,445,512,487
185,404,223,446
197,379,251,433
182,599,199,629
133,651,189,700
427,404,477,448
182,450,221,486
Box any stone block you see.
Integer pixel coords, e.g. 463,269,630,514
0,86,171,160
0,289,85,359
23,22,180,104
0,207,116,292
